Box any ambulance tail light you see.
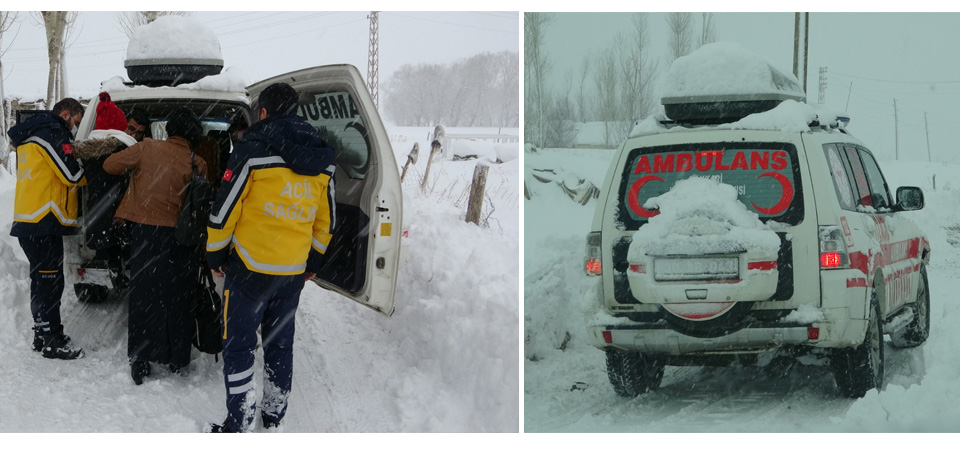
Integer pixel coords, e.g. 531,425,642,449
585,232,602,276
819,225,850,269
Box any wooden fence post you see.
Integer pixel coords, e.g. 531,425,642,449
400,142,419,183
465,164,489,225
421,140,442,192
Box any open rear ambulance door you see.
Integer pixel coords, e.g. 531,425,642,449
248,64,402,316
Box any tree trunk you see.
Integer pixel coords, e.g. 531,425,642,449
42,11,66,107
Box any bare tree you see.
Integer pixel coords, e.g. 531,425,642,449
117,11,191,38
544,94,576,148
1,11,19,168
524,12,553,147
39,11,77,108
666,12,694,63
616,13,658,140
700,12,717,47
576,55,591,122
593,47,619,146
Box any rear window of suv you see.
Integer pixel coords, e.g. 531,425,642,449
616,142,803,230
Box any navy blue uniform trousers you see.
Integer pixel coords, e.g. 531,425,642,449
221,267,304,431
18,235,65,335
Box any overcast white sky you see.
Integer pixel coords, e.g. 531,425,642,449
0,10,518,99
539,11,960,164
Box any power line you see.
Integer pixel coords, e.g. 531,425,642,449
382,12,516,34
832,70,960,85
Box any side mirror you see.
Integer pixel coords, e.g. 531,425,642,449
895,186,924,211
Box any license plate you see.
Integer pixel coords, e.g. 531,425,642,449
654,257,739,281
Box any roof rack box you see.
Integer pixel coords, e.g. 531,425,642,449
125,58,224,87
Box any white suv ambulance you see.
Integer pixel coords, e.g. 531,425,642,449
584,46,930,399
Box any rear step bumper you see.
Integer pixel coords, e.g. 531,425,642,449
588,314,869,355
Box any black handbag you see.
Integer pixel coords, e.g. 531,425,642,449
175,151,214,246
193,265,223,355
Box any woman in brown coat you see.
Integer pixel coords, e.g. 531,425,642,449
104,107,208,385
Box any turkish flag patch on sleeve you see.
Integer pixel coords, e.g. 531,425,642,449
62,144,74,155
223,169,233,181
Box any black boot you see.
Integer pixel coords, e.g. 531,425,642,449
261,414,282,431
131,359,151,385
41,333,83,360
205,421,240,433
33,327,71,352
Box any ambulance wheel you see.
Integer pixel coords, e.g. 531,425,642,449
890,264,930,348
605,349,664,397
832,294,884,398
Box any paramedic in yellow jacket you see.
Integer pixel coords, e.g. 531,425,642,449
205,82,336,433
8,98,86,360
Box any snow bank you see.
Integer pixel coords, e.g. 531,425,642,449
125,15,222,61
628,177,781,261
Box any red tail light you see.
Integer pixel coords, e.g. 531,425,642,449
820,252,841,268
808,327,820,340
602,330,612,344
629,264,646,273
586,258,602,276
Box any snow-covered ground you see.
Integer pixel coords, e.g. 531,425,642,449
0,126,519,433
524,143,960,433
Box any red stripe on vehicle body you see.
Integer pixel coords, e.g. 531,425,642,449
846,278,867,288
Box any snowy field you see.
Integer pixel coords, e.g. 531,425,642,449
525,145,960,434
0,126,519,434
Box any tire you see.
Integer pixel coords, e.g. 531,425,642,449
890,265,930,348
831,294,884,398
605,349,664,397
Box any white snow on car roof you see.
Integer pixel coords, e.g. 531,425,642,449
99,70,250,99
662,41,803,99
125,15,221,61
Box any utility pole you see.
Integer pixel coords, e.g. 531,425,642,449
818,67,827,104
367,11,380,108
845,82,852,111
925,112,931,162
893,99,899,160
793,13,810,94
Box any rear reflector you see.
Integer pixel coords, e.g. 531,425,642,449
808,327,820,340
820,252,841,268
747,261,778,271
602,331,612,344
629,264,646,273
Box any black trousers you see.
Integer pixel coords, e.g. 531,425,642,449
126,223,197,368
18,235,65,335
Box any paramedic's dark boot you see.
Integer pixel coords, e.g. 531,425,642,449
131,359,151,385
205,421,240,433
261,414,282,431
34,327,73,352
41,332,83,360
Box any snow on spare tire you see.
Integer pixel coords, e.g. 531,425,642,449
626,176,782,333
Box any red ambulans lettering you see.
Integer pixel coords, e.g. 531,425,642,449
634,150,788,174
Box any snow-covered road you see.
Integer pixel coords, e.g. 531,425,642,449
524,150,960,432
0,126,520,433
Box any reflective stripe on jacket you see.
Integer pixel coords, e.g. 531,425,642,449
9,113,85,237
206,114,336,277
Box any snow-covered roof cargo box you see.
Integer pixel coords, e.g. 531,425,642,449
124,15,224,87
125,58,223,87
661,42,806,125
